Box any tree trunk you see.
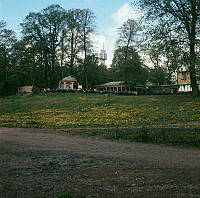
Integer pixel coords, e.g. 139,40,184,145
83,52,88,90
70,31,74,75
3,51,8,81
189,5,199,96
83,28,88,89
189,42,199,96
3,51,8,95
124,34,131,91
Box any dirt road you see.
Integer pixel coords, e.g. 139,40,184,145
0,127,200,197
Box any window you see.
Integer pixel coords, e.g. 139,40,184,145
73,82,78,89
66,83,71,89
181,72,187,80
60,82,64,88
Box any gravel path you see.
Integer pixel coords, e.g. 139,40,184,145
0,127,200,197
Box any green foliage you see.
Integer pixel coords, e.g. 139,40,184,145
117,19,140,47
0,80,18,96
77,128,200,147
40,159,61,171
111,19,147,87
18,5,96,90
78,54,110,88
111,46,147,85
59,192,86,198
142,20,186,85
147,67,168,86
0,93,200,129
116,130,200,146
32,86,41,94
20,4,67,88
0,21,17,95
137,0,200,95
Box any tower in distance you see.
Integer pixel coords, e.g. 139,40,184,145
99,44,107,65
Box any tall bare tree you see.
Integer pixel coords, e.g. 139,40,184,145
80,8,95,89
64,9,83,75
116,19,141,88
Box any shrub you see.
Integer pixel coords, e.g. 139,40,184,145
32,86,41,94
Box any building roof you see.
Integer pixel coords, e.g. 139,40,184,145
96,81,125,87
61,76,77,82
178,66,189,72
177,81,200,85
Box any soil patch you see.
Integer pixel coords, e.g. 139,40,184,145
0,127,200,197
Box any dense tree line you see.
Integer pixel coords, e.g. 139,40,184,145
137,0,200,96
0,2,200,96
110,19,148,89
0,21,17,95
110,0,200,95
0,4,109,95
20,5,97,89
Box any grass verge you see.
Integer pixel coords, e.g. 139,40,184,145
63,128,200,147
59,191,86,198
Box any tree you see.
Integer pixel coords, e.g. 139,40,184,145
85,54,109,88
0,21,17,95
138,0,200,96
142,20,185,84
116,19,141,87
147,67,168,86
11,40,40,87
21,4,66,88
21,6,96,89
80,8,96,89
112,19,146,87
63,9,83,75
111,46,147,86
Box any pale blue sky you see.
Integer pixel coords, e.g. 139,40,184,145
0,0,142,65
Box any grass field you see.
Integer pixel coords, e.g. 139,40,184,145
0,92,200,128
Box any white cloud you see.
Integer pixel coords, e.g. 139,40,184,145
111,3,133,25
111,3,143,26
104,26,118,37
91,34,106,51
94,3,144,67
107,3,144,37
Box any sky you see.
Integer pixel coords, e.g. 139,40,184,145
0,0,142,66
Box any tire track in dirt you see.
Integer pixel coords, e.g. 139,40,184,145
0,127,199,169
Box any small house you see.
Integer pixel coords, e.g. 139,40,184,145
58,76,82,90
177,71,191,84
177,71,200,93
96,81,127,92
18,86,33,94
96,81,146,94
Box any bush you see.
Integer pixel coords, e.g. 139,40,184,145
32,86,41,94
0,80,18,96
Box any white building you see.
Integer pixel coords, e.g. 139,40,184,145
57,76,82,90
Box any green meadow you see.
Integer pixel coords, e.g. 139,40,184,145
0,92,199,128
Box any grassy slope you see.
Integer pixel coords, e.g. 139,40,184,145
0,92,199,128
